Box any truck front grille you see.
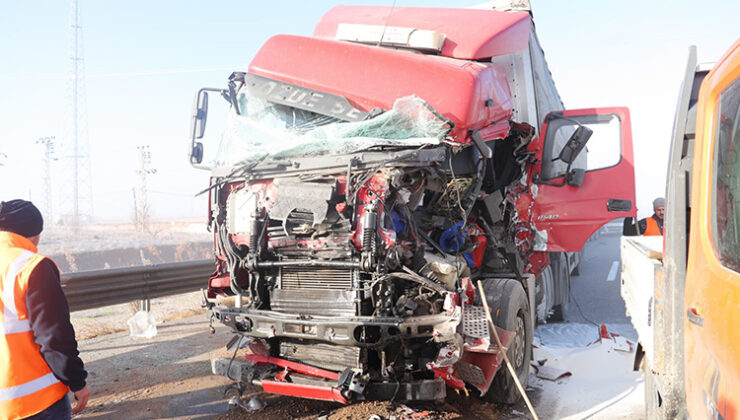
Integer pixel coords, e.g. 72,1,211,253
280,266,356,290
280,341,361,372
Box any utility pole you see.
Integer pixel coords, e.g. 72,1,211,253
135,146,156,232
36,136,57,220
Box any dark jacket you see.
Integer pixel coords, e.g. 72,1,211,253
26,258,87,392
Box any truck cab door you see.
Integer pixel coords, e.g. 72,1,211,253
530,107,636,252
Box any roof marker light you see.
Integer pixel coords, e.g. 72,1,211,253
335,23,446,53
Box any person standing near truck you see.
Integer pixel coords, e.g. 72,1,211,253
638,197,665,236
0,199,90,420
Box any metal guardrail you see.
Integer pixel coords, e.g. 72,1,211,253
60,259,214,312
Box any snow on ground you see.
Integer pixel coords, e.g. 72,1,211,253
531,322,645,420
38,221,212,272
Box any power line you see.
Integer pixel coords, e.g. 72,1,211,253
18,65,251,82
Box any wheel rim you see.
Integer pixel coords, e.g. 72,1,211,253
512,315,525,369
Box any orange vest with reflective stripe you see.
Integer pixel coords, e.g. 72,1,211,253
0,232,69,420
643,217,663,236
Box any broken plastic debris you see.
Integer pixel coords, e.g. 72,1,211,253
126,310,157,338
595,324,634,352
532,364,572,381
228,396,266,411
612,335,634,352
245,396,266,411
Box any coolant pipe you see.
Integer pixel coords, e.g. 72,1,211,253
255,260,361,269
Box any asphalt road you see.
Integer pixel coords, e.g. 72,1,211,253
567,229,637,338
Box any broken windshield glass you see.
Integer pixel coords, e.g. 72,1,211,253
215,91,451,167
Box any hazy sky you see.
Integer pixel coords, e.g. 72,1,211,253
0,0,738,223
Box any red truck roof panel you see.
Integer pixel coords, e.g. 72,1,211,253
248,35,512,142
314,6,531,60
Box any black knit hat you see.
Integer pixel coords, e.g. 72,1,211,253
0,200,44,238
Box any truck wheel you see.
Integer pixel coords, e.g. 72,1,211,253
476,278,533,404
535,266,554,324
571,251,582,276
549,254,570,322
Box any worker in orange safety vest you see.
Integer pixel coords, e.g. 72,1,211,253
0,200,90,420
638,197,665,236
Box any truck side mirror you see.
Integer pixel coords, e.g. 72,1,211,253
567,168,585,187
558,125,592,164
193,90,209,140
189,90,209,165
191,142,204,165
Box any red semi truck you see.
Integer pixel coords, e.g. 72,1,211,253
189,3,636,404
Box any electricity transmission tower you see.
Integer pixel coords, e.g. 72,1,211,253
135,146,157,232
36,136,57,220
63,0,93,226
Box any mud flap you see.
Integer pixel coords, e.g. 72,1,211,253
453,304,516,395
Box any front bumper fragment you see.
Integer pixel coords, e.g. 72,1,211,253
214,306,461,347
211,357,446,402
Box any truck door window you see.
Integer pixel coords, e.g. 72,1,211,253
541,113,621,180
712,76,740,273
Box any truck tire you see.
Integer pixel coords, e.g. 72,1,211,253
535,265,554,324
549,253,570,322
571,259,581,276
475,278,533,404
571,251,582,276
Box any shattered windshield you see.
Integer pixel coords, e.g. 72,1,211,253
214,90,451,167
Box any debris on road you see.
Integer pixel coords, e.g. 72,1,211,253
126,309,157,338
227,395,266,412
531,364,572,381
596,324,634,352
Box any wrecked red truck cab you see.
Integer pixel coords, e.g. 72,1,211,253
189,4,636,405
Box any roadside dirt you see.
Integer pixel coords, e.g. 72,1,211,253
215,390,509,420
71,291,205,341
73,312,528,420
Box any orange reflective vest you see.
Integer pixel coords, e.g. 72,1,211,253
0,232,69,420
643,217,663,236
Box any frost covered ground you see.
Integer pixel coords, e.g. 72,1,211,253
38,221,212,272
529,324,644,419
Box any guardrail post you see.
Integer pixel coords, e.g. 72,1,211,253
141,298,151,312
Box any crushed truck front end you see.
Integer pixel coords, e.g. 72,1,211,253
193,10,538,403
190,4,637,406
200,78,532,402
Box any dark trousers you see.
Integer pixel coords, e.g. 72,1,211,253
22,395,71,420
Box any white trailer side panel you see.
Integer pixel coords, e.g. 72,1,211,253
621,236,663,365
